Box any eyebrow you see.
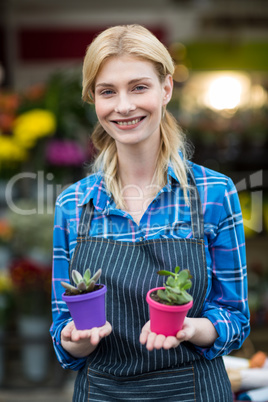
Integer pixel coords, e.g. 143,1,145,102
95,77,153,88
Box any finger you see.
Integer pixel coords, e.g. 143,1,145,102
146,332,157,351
176,324,194,342
61,321,75,340
90,327,101,345
176,330,186,341
154,334,166,350
139,325,151,345
71,329,91,342
99,322,112,338
87,322,112,344
61,330,71,342
163,336,180,349
139,333,147,345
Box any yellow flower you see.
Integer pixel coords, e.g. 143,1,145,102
13,109,56,148
0,135,27,162
0,271,13,293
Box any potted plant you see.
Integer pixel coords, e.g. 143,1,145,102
146,266,193,337
61,268,107,330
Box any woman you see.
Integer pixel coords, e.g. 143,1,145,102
50,25,250,401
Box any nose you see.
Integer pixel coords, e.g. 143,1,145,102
114,93,136,115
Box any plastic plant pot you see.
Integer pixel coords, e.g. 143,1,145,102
62,284,107,330
146,287,193,337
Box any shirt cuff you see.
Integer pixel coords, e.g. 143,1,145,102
193,310,246,360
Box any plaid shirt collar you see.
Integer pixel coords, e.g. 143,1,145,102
77,164,180,213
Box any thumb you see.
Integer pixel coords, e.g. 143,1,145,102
61,321,75,340
176,330,186,341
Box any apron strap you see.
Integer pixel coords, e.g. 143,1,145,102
78,168,204,240
188,168,204,240
78,199,94,238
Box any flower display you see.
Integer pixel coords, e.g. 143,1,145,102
0,90,56,169
6,200,54,258
0,135,27,162
10,258,51,292
0,72,96,176
13,109,56,148
0,271,13,293
0,91,27,165
45,138,86,166
9,258,52,316
0,270,14,327
0,92,20,132
5,200,54,317
0,219,13,244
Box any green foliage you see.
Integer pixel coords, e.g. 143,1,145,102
157,266,193,305
43,71,97,137
61,268,101,295
6,200,54,259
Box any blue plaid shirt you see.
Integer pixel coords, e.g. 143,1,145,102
50,161,250,370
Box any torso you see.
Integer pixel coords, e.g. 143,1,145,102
71,169,233,401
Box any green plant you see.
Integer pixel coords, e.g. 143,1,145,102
157,266,193,305
61,268,101,295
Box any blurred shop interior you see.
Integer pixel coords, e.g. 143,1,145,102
0,0,268,399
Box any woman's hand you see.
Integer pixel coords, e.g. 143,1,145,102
139,319,192,351
140,317,218,351
61,320,112,358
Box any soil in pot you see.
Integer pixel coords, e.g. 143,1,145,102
63,284,103,297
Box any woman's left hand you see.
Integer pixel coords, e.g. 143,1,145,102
139,318,193,350
140,317,218,351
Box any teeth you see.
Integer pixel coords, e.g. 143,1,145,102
117,118,141,126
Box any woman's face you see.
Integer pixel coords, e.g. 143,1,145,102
94,55,173,150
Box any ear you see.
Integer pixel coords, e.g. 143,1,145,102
89,89,95,103
162,74,173,106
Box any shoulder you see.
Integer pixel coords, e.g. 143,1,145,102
188,161,236,200
188,162,239,222
189,161,230,188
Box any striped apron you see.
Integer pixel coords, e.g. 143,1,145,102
70,171,232,401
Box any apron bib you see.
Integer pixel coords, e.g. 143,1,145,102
70,170,232,401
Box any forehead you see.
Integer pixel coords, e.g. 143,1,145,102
95,55,159,84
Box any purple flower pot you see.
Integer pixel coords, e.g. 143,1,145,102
146,287,193,337
62,285,107,330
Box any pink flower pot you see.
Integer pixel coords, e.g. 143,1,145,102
62,285,107,330
146,287,193,337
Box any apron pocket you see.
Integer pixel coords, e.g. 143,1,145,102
87,364,196,401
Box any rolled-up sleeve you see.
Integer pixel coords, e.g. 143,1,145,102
196,178,250,359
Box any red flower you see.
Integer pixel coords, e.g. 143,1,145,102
10,258,51,294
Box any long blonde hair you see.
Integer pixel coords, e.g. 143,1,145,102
82,24,191,208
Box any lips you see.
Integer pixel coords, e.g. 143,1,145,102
112,116,146,126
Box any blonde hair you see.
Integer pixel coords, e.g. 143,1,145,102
82,24,191,208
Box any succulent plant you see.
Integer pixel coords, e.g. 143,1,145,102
61,268,101,295
156,266,193,305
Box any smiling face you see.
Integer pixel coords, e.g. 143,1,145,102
94,55,173,151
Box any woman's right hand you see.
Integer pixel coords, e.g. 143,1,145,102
61,320,112,358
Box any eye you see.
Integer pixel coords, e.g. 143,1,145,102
133,85,148,92
100,89,115,96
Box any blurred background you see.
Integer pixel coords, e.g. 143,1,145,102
0,0,267,401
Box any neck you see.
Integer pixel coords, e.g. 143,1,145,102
116,141,160,190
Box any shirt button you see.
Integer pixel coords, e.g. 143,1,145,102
139,236,144,242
